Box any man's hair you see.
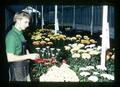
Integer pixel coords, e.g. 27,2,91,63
13,11,31,22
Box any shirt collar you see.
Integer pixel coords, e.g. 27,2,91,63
12,26,26,43
12,26,23,35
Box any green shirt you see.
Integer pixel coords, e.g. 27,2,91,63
6,26,26,55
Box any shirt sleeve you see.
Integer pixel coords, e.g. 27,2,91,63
5,34,16,54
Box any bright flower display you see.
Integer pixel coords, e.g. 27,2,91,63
29,28,114,82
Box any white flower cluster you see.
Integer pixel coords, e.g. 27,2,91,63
100,73,114,80
93,72,99,75
79,66,95,71
39,64,79,82
72,53,80,58
64,46,71,50
39,65,64,82
64,43,101,59
79,65,114,82
88,75,99,82
86,66,95,70
81,53,91,59
80,72,91,77
96,65,107,70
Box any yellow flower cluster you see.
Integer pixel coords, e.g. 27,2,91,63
81,39,91,44
30,29,97,47
76,34,82,39
81,39,97,45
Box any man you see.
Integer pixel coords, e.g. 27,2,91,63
5,11,39,81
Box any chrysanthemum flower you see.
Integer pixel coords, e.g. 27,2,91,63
100,74,114,80
88,75,98,82
81,53,91,59
72,53,80,58
80,72,90,76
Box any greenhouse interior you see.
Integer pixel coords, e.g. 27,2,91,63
5,5,115,82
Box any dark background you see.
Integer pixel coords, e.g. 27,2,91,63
0,0,119,87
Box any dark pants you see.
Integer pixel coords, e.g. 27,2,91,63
9,60,30,81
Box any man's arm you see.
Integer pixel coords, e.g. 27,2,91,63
7,53,39,62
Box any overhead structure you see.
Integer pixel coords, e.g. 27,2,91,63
22,6,40,15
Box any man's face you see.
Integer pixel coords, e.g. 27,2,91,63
17,17,30,30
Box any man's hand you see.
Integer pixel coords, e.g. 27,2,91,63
29,53,40,60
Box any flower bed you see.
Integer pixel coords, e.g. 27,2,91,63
28,29,114,82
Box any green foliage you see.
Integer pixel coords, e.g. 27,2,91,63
106,59,114,75
56,48,72,62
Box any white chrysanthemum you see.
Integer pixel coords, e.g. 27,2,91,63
80,72,90,76
64,46,71,50
81,53,91,59
50,48,55,51
72,53,80,58
93,47,97,50
93,72,100,75
89,50,100,55
100,74,114,80
88,75,98,82
46,46,50,49
71,37,77,40
78,49,88,53
86,48,94,51
56,48,60,52
85,45,90,48
89,44,95,48
79,67,89,71
86,66,95,70
68,44,72,47
71,43,78,48
35,47,40,50
70,48,78,54
96,65,107,70
73,46,80,50
77,43,85,48
97,46,102,51
42,48,46,51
